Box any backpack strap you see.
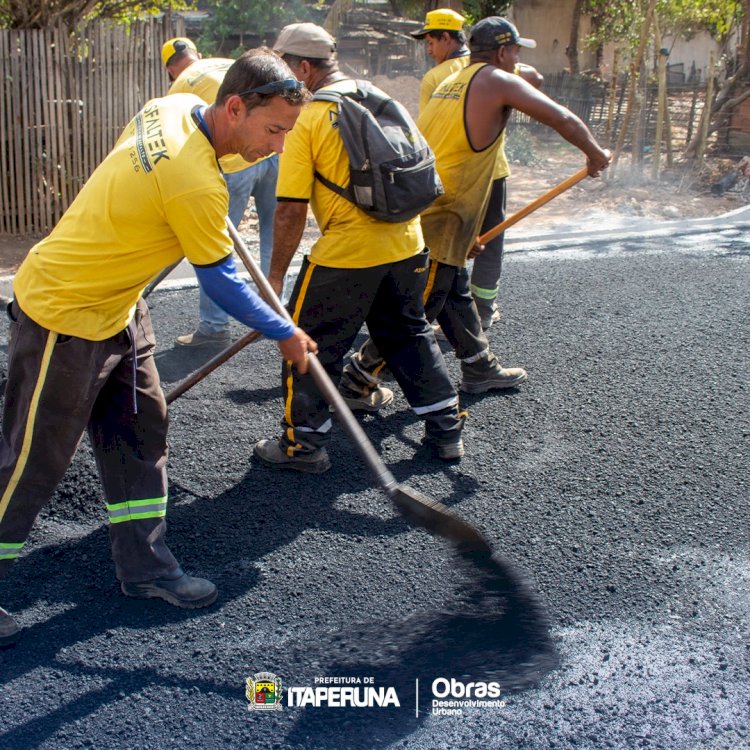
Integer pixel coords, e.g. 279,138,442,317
311,88,351,199
312,80,369,103
314,171,348,198
311,89,344,104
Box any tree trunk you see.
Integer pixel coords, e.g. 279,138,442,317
566,0,584,74
652,15,667,179
696,53,716,165
610,0,656,179
632,59,648,172
605,47,619,144
324,0,355,34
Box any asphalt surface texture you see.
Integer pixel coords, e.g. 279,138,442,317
0,227,748,750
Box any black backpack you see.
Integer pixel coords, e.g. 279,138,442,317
312,80,443,223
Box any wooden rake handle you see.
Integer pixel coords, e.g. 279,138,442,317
165,329,262,405
477,166,589,245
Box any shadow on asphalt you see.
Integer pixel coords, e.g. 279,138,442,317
153,339,248,384
279,548,557,748
1,438,554,749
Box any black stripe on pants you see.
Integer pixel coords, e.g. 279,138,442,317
471,176,507,310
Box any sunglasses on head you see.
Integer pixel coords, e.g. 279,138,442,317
236,79,304,97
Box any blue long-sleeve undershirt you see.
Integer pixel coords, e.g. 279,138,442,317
193,255,295,341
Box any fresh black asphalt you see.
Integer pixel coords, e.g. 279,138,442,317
0,228,748,749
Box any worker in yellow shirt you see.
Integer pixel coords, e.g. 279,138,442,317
0,50,315,646
410,8,470,113
412,9,542,330
252,23,465,474
341,17,609,402
161,37,281,347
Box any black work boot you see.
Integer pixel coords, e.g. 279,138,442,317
0,605,21,648
421,433,465,460
121,567,217,609
253,439,331,474
422,408,466,461
460,352,527,393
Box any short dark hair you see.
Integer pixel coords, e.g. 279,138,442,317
166,46,196,68
426,29,467,45
280,52,338,77
217,48,310,109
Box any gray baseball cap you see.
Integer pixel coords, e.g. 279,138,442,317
273,23,337,60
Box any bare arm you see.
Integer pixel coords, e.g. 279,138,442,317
268,200,308,295
517,63,543,89
469,68,610,177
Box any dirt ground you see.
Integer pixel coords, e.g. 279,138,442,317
502,141,748,233
1,75,746,276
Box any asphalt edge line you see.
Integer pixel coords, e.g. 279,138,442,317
1,204,747,298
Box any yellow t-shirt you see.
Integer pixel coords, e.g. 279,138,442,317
419,54,510,181
276,79,424,269
14,93,232,340
417,64,504,268
168,58,256,175
419,54,470,113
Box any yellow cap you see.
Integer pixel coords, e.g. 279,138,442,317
161,37,197,67
410,9,466,39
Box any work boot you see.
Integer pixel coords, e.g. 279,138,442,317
338,386,394,413
478,304,501,331
422,407,466,461
460,353,527,393
175,329,231,347
121,567,217,609
421,434,465,460
253,439,331,474
0,606,21,648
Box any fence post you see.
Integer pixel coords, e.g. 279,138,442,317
696,53,715,166
652,16,667,180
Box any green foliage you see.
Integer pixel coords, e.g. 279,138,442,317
91,0,193,24
585,0,642,50
0,0,192,29
198,0,314,52
585,0,743,50
657,0,743,41
505,126,539,166
462,0,512,26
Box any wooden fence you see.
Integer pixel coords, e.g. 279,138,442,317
511,72,709,153
1,17,183,235
1,22,721,238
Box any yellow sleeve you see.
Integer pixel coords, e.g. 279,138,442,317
277,109,315,201
164,186,232,266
